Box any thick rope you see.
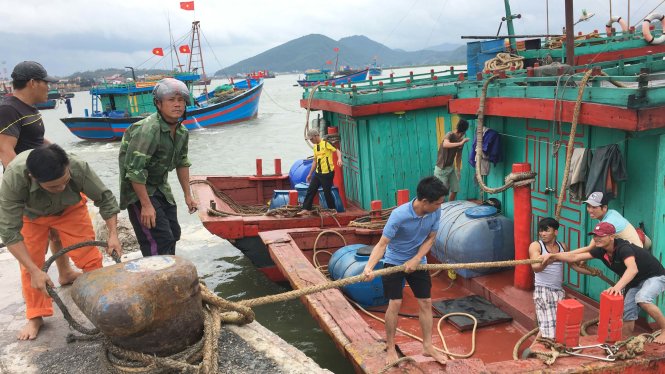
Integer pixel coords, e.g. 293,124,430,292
348,207,396,230
483,53,524,72
547,31,602,49
475,75,537,194
554,69,594,220
238,258,543,308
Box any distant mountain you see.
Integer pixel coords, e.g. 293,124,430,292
425,43,464,52
216,34,467,76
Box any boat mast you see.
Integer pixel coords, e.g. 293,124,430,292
564,0,574,65
188,21,208,93
503,0,517,51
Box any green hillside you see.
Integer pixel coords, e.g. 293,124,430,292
216,34,466,75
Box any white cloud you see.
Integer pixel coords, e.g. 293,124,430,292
1,0,663,76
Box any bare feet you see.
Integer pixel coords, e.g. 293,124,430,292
385,346,400,365
423,345,448,365
654,334,665,344
58,269,82,286
17,318,43,340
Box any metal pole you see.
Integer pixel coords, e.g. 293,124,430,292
504,0,517,50
565,0,575,65
546,0,550,35
628,0,630,28
609,0,612,19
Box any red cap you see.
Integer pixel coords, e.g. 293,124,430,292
589,222,616,237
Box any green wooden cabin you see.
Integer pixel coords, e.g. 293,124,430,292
301,51,665,315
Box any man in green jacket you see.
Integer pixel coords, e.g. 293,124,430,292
119,78,197,257
0,144,121,340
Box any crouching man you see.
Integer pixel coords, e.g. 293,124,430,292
542,222,665,344
0,144,121,340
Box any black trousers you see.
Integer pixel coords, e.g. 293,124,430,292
127,190,181,257
302,171,335,210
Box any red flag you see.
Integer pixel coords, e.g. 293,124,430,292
333,47,340,52
179,45,191,54
152,47,164,56
180,1,194,10
325,60,332,65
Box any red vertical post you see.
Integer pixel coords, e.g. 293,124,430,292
598,293,624,343
555,299,584,346
396,189,409,206
255,159,263,176
370,200,382,222
274,159,282,175
288,190,299,206
328,126,348,208
513,162,533,290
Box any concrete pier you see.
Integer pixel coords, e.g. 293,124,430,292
0,249,331,374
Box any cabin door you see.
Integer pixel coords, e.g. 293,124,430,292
525,119,589,294
339,115,363,207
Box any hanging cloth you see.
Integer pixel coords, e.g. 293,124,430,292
469,128,502,176
567,147,591,201
584,144,627,199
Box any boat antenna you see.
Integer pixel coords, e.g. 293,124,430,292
333,47,339,73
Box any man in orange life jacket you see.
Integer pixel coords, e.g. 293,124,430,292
297,129,342,215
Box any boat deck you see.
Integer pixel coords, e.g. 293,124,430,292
191,175,367,241
260,227,665,373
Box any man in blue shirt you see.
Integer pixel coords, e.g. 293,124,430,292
363,176,447,365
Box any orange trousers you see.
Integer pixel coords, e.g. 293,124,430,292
20,199,102,319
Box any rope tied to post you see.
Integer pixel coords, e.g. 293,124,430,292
475,75,537,194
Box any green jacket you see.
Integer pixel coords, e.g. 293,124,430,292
118,112,191,209
0,151,120,246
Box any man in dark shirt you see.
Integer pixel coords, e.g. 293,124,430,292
542,222,665,344
433,119,469,201
0,61,80,286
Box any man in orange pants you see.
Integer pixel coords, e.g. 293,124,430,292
0,144,122,340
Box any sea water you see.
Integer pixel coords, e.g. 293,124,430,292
40,66,457,373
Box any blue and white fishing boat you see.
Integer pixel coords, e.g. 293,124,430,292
60,21,263,141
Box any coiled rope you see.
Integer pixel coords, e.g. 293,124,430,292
475,75,537,194
483,53,525,72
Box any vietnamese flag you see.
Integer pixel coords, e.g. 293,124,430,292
179,45,191,53
180,1,194,10
152,47,164,56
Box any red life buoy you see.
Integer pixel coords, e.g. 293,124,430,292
643,13,665,44
605,16,628,35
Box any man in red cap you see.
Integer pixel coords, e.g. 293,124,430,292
542,222,665,343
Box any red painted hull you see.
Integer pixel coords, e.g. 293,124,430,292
260,227,665,374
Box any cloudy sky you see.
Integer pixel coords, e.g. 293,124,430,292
1,0,663,77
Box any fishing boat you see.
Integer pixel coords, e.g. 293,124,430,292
60,21,263,141
259,224,665,373
264,0,665,371
368,58,382,77
190,161,369,282
297,68,369,87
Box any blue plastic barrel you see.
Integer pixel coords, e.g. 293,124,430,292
431,201,514,278
329,244,388,307
288,158,314,188
268,190,290,209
